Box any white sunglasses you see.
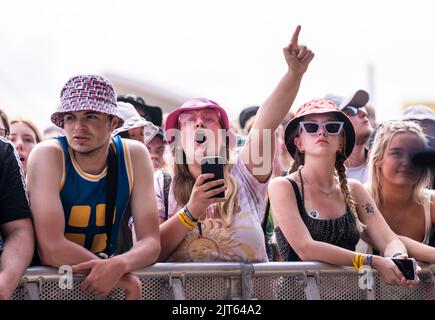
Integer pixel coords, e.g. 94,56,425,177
299,121,344,135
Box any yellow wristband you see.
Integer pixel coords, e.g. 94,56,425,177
353,254,365,272
178,210,196,229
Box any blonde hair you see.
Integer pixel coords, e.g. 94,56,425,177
368,120,431,207
169,140,239,228
10,118,42,143
288,118,365,233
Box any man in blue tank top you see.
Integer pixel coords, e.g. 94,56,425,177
27,75,160,299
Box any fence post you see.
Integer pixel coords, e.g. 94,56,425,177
303,271,320,300
23,278,40,300
169,273,186,300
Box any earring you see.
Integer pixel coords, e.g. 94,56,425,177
299,148,304,154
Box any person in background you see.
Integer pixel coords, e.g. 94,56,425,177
402,104,435,188
9,119,42,175
365,103,377,130
146,128,167,171
117,94,163,127
239,106,260,136
117,95,167,171
402,105,435,149
113,101,159,145
325,90,372,183
112,101,165,172
269,99,419,286
367,120,435,263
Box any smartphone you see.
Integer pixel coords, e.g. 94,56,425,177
201,156,225,198
392,258,416,280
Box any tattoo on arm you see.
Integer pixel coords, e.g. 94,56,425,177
363,202,375,215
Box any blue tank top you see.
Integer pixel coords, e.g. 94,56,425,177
56,135,133,256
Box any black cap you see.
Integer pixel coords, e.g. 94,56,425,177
239,106,260,130
117,94,163,127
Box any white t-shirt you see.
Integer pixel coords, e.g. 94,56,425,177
346,163,368,184
154,154,269,263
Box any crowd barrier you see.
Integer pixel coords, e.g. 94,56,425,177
12,262,435,300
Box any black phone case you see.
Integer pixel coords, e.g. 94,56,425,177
392,259,415,280
201,157,225,198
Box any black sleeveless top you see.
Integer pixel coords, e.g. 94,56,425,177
275,177,360,261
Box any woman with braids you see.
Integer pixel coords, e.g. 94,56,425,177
268,99,419,286
150,26,314,262
367,120,435,263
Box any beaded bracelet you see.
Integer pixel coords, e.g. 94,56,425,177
364,254,373,267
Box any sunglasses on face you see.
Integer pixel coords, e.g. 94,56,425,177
343,106,368,117
299,121,344,135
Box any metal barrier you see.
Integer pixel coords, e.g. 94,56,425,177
11,262,435,300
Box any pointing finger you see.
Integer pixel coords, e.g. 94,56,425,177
290,25,301,47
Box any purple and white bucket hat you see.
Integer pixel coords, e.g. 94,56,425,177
51,75,123,128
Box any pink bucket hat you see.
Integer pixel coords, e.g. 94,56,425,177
51,75,123,129
164,97,235,147
284,98,356,158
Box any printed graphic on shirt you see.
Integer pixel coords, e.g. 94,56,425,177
168,211,259,262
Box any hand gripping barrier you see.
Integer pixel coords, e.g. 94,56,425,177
11,262,435,300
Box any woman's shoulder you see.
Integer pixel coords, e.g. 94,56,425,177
347,178,371,201
347,178,365,191
269,173,297,187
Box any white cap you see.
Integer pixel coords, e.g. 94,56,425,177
113,102,159,144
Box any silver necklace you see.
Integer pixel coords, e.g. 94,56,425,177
302,169,337,197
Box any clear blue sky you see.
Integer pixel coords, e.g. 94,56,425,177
1,0,434,129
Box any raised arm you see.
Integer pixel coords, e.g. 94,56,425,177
241,26,314,182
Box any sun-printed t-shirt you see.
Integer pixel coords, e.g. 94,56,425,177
154,155,269,263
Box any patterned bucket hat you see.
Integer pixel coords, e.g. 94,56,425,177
51,75,123,128
284,98,355,158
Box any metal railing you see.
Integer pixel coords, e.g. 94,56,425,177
11,262,435,300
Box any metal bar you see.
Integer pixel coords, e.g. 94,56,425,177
304,276,320,300
24,282,40,300
169,276,186,300
241,263,254,300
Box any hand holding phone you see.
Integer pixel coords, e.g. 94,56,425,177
392,258,417,280
201,156,225,198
